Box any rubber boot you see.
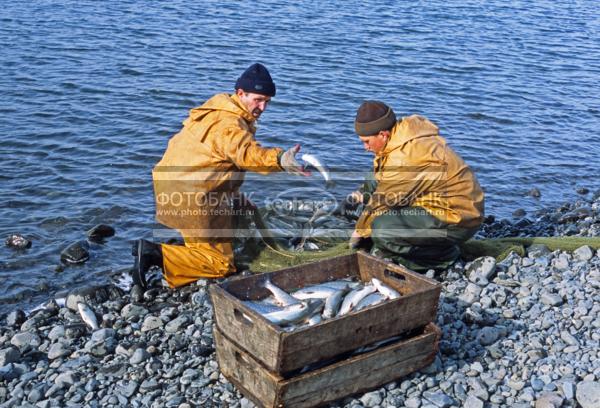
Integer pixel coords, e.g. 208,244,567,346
132,239,163,289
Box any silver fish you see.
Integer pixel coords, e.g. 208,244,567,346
306,313,322,326
243,301,284,315
263,299,324,326
338,285,377,316
292,285,343,300
301,153,334,188
372,278,401,299
354,292,386,311
264,279,301,306
322,280,359,290
77,302,99,331
323,288,350,319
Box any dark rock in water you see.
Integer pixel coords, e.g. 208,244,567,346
527,187,541,198
60,241,90,265
65,284,125,311
86,224,116,242
576,187,590,195
5,234,32,249
6,310,26,328
512,208,526,218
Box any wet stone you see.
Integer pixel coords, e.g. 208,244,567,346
60,241,90,265
5,309,26,327
5,234,32,249
86,224,115,242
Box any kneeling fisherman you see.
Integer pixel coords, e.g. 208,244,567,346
350,100,485,272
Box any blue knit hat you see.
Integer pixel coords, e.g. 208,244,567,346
235,63,276,97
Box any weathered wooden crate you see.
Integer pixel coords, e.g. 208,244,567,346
215,323,440,408
209,251,441,375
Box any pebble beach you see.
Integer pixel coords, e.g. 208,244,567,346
1,190,600,408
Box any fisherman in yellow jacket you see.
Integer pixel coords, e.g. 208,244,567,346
350,100,484,272
133,63,307,289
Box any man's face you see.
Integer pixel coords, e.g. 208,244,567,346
236,90,271,119
359,131,389,154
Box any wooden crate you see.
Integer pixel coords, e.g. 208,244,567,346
209,251,441,375
215,323,440,408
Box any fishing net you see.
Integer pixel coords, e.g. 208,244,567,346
238,236,600,273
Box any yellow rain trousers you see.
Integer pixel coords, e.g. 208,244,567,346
161,240,235,287
152,93,283,287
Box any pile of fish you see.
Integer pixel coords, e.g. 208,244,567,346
242,277,401,330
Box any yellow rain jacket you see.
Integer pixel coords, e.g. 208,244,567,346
152,93,284,287
152,93,283,239
355,115,484,237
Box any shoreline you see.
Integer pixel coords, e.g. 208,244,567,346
1,194,600,407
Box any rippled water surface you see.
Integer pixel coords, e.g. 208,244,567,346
1,1,599,313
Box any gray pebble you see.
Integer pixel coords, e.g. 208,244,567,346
359,390,382,407
477,327,500,346
573,245,594,261
535,392,564,408
576,381,600,408
0,347,20,366
165,315,191,333
129,348,150,365
47,342,71,360
540,292,563,306
463,395,484,408
405,396,422,408
141,315,164,332
422,390,455,407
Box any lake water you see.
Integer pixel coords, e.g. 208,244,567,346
1,0,599,313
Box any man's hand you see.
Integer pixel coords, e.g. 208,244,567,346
279,144,311,176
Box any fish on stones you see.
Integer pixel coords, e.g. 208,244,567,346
66,284,125,312
77,302,99,331
301,153,335,188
